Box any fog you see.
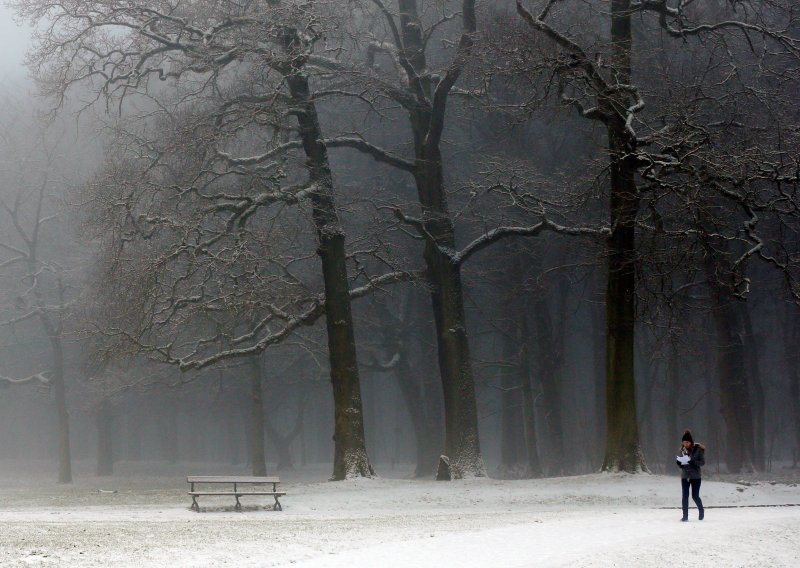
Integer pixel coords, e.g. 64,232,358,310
0,0,798,493
0,8,29,81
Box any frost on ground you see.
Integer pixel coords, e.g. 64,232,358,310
0,461,799,567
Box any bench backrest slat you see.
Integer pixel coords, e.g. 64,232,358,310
187,476,280,483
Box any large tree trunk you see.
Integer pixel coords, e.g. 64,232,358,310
225,411,241,465
263,421,296,472
601,0,646,473
270,437,295,471
499,360,524,477
531,270,567,475
263,392,307,471
742,305,765,471
409,295,446,478
96,398,114,477
284,72,373,480
520,310,543,478
184,413,206,462
705,263,757,473
340,0,483,478
498,307,525,478
638,348,659,470
420,195,484,478
34,275,72,483
665,343,680,470
490,245,538,476
784,305,800,468
249,357,267,476
413,149,485,478
590,278,607,470
54,371,72,483
396,341,443,478
400,0,485,479
702,315,722,472
602,142,644,472
126,408,142,462
158,401,179,463
367,290,443,477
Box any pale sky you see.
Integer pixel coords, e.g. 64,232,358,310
0,6,32,82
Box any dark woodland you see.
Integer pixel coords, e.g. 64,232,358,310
1,0,799,483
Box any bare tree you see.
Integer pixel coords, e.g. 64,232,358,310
298,0,609,478
0,109,81,483
15,0,397,479
513,0,800,472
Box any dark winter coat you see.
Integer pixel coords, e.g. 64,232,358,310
676,444,705,480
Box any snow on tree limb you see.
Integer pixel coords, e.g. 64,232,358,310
0,372,50,386
454,220,612,266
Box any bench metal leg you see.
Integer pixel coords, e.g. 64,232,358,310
273,495,282,511
235,494,242,511
190,482,200,511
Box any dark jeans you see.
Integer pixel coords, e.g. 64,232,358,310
681,478,704,519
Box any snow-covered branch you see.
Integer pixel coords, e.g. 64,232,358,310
325,137,415,172
0,372,50,386
634,0,800,57
455,220,611,266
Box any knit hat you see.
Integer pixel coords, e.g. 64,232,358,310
682,430,693,443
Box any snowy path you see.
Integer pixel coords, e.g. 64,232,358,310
0,469,799,567
296,508,800,568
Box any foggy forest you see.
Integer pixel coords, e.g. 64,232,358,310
0,0,799,565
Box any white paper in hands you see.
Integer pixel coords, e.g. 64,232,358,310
677,455,690,465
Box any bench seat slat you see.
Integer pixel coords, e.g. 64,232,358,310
187,476,280,483
188,492,286,496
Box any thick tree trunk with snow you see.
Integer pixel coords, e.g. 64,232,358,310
418,185,484,477
285,72,373,480
601,0,646,474
324,0,484,478
423,238,484,478
401,0,485,479
601,162,644,473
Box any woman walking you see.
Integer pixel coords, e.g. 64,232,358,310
676,429,705,521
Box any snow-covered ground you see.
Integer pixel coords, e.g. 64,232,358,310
1,462,799,567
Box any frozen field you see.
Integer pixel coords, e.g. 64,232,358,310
0,462,799,567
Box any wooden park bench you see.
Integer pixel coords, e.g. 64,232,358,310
187,476,285,512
